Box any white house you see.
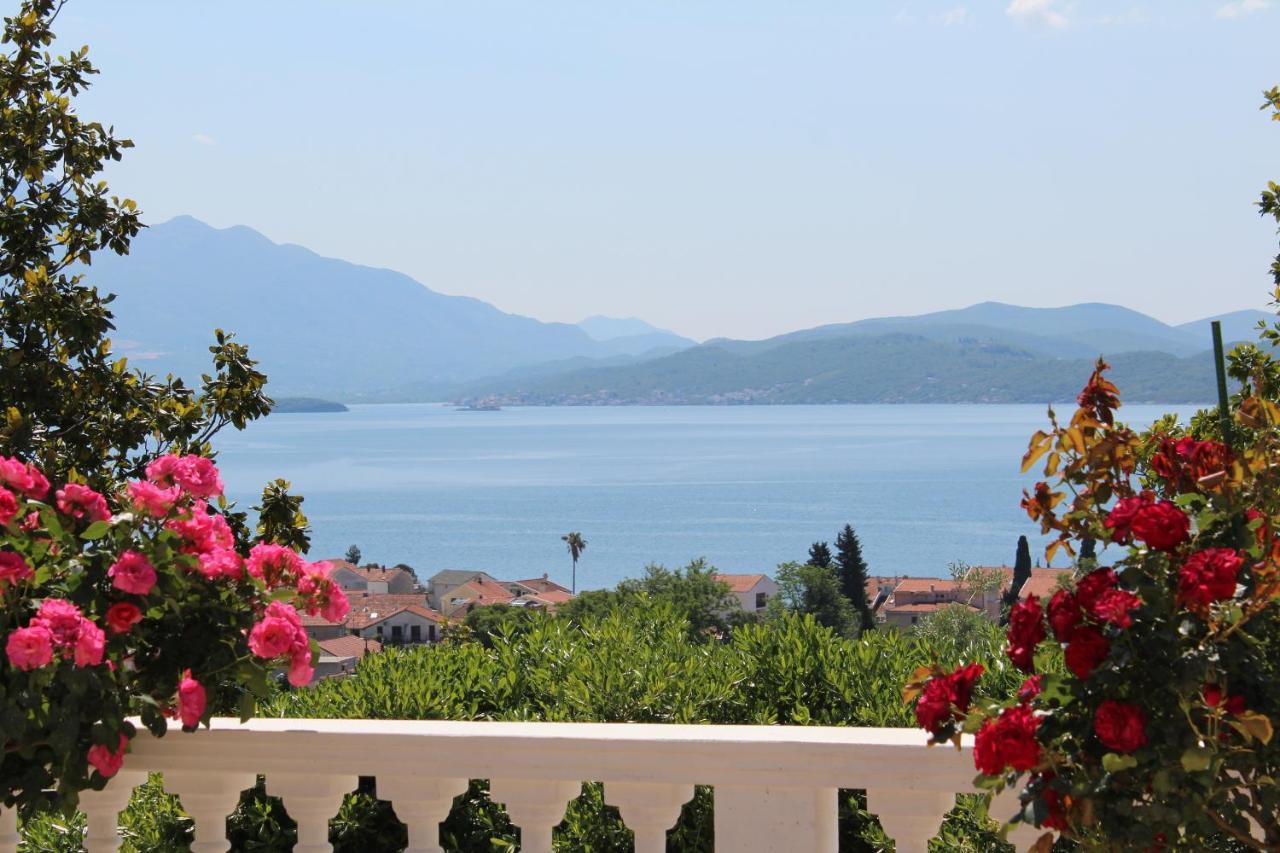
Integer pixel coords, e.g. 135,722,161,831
713,574,779,614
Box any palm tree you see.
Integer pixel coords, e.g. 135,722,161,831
562,532,587,594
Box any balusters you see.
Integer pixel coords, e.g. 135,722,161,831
267,773,354,853
79,772,144,852
0,806,16,853
865,788,954,853
166,771,256,853
714,785,838,852
376,776,467,853
603,782,693,853
487,779,579,853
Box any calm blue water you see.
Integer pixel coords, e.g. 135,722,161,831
212,404,1197,590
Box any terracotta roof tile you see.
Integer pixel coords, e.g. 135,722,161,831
317,636,382,659
712,573,768,593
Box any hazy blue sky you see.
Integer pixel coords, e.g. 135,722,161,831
56,1,1279,340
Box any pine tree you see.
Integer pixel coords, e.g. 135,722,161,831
345,544,362,565
834,524,874,631
807,541,832,568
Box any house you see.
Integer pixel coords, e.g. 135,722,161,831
883,601,984,630
300,611,348,642
348,602,443,645
997,566,1075,603
427,569,500,610
325,561,417,595
311,635,382,682
439,577,517,619
713,574,779,614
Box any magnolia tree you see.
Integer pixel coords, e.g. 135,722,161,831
0,453,349,807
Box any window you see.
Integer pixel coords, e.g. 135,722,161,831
391,625,403,643
410,625,421,642
429,625,437,641
755,592,767,609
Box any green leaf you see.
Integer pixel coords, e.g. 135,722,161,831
1180,746,1212,772
80,520,110,540
1102,753,1138,773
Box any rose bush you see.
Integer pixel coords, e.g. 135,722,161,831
0,453,348,809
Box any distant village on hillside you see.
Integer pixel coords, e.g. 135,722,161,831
301,559,1073,684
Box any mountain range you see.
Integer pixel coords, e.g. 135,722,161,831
92,216,1272,405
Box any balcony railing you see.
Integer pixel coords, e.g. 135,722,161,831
0,718,1043,852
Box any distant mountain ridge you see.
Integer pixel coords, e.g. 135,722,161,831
89,216,1270,404
95,217,690,396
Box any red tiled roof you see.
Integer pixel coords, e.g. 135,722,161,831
346,594,442,629
893,577,961,594
889,602,982,614
299,612,342,628
516,577,573,595
713,573,768,593
991,566,1074,600
317,635,382,659
529,588,573,604
320,559,360,574
449,578,516,605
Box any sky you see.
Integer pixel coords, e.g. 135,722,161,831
52,1,1280,341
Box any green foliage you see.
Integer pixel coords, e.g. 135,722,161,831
462,603,544,648
770,561,860,639
344,544,362,565
835,524,874,631
558,560,740,640
807,540,832,568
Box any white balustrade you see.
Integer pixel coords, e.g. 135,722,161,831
0,719,1022,853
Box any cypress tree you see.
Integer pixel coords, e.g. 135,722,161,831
1080,536,1097,561
807,541,833,568
1011,535,1032,597
834,524,874,631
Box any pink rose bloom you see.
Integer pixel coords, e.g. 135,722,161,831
125,480,182,518
34,599,84,647
0,551,33,586
55,483,110,523
246,543,304,587
87,733,129,778
249,615,299,659
196,548,243,581
18,511,40,532
322,586,351,623
74,619,105,667
177,669,206,728
0,487,17,527
166,502,234,555
146,454,224,499
288,648,315,687
6,625,53,670
0,457,48,500
108,551,157,595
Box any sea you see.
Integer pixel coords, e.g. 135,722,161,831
212,403,1199,591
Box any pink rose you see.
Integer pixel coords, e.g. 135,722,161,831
74,619,105,667
125,480,182,518
87,733,129,778
0,457,48,500
322,586,351,623
6,625,53,670
34,599,84,647
196,548,243,581
105,602,143,634
177,669,206,728
0,551,33,586
249,615,299,659
55,483,111,523
246,543,304,587
108,551,157,595
288,648,315,687
0,487,17,527
146,454,224,499
166,502,234,555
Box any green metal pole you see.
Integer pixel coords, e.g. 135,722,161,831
1212,320,1234,450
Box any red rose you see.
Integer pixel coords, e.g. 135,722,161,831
1178,548,1242,607
914,663,985,735
1131,501,1190,551
1094,700,1147,753
1203,684,1246,715
1018,674,1043,704
1033,773,1067,830
1006,595,1046,673
974,705,1042,775
1104,494,1151,543
105,602,143,634
1075,567,1117,611
1064,625,1109,680
1090,588,1142,629
1047,589,1082,642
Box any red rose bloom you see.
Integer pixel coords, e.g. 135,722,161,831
1203,684,1246,715
914,662,985,735
1075,567,1117,611
1131,501,1190,551
1094,700,1147,753
1047,589,1083,641
1064,625,1109,680
1104,494,1151,543
1178,548,1242,607
106,602,143,634
974,705,1042,775
1018,674,1043,704
1033,773,1067,830
1006,595,1045,673
1091,588,1142,629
